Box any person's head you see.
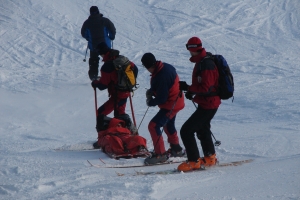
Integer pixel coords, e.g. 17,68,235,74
141,53,157,73
186,37,203,56
97,42,110,57
90,6,99,15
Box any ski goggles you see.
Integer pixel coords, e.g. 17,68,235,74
186,43,202,50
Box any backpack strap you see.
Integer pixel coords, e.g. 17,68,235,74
196,52,215,75
195,52,218,97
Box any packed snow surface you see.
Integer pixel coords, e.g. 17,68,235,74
0,0,299,199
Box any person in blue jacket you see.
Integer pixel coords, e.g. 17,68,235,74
81,6,116,81
141,53,185,165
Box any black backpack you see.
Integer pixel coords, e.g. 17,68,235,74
200,53,234,100
113,55,137,92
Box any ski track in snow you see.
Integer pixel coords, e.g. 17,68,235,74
0,0,300,199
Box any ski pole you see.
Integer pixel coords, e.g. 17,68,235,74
137,106,149,131
83,44,88,62
138,88,151,130
192,99,221,146
94,88,98,122
129,93,137,127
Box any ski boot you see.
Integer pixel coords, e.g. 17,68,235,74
144,152,169,165
167,143,185,157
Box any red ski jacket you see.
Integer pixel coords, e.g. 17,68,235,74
148,61,184,111
188,48,221,109
93,50,138,99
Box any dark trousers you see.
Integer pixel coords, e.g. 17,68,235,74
180,107,218,161
88,51,100,80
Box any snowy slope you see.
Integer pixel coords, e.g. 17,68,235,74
0,0,300,199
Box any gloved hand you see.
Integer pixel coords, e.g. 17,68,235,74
146,97,152,107
179,81,189,91
90,75,100,81
185,91,194,100
91,80,99,89
146,89,153,99
109,35,115,40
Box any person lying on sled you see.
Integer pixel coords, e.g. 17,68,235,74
95,116,147,156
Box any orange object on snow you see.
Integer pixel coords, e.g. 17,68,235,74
97,118,147,155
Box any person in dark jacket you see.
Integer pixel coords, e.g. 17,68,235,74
177,37,221,172
91,42,138,148
81,6,116,81
141,53,185,165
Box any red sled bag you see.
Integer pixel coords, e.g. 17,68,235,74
97,118,147,156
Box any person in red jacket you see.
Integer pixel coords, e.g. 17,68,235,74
177,37,221,172
141,53,185,165
91,42,138,148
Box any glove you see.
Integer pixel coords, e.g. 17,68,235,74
146,97,152,107
109,35,115,40
185,91,194,100
179,81,189,91
90,75,100,81
91,80,99,89
146,89,153,99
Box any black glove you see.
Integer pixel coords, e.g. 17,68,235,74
90,75,100,81
91,80,99,89
179,81,189,91
185,91,194,100
109,35,115,40
146,97,152,107
146,89,153,99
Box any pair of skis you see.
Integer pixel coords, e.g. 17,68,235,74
52,144,254,176
87,158,254,176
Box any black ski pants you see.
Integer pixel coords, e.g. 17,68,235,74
180,106,218,161
88,50,100,81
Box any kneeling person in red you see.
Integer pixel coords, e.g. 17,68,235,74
96,116,147,156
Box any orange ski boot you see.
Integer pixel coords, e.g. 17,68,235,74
177,158,203,172
202,154,217,166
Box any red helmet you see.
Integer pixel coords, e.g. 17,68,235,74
186,37,202,52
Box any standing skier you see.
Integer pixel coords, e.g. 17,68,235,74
177,37,221,172
81,6,116,81
91,42,138,148
141,53,185,165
